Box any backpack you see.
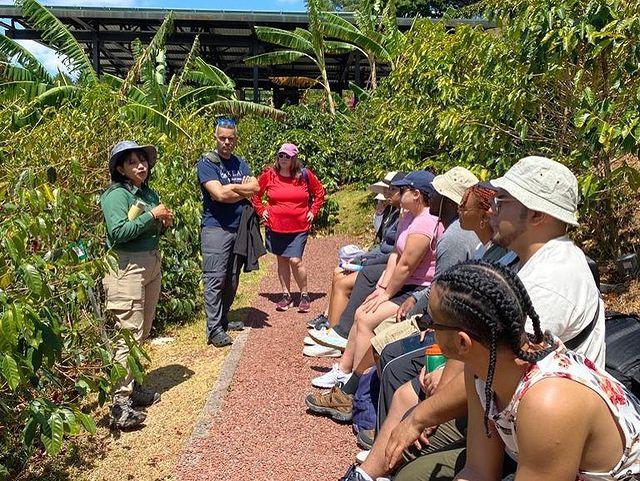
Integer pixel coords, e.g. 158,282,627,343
604,311,640,398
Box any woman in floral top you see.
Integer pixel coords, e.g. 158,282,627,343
424,260,640,481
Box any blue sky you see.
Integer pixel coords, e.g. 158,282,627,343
1,0,307,74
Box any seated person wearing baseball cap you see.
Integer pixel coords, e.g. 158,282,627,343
304,172,405,358
384,156,606,481
306,171,443,418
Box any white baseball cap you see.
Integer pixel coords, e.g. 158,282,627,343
432,167,479,205
490,156,579,226
370,171,402,195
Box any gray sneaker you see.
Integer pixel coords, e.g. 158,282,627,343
207,330,232,347
110,399,146,430
131,382,161,407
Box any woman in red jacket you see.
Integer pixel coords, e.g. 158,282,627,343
251,143,325,313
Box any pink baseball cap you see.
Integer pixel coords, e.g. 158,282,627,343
278,143,299,157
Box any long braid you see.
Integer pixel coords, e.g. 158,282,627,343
433,260,558,436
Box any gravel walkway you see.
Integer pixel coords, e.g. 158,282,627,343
176,236,357,481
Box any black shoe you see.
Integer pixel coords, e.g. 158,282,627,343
227,320,244,331
307,313,329,329
207,330,233,347
110,399,146,430
131,382,161,407
339,465,369,481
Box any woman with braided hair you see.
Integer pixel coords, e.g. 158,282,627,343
422,260,640,481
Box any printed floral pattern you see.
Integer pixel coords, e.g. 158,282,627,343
475,343,640,481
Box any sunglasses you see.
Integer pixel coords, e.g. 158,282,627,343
216,117,237,127
491,196,518,213
277,152,293,159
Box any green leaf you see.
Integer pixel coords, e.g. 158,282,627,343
0,35,53,83
41,412,63,455
75,411,96,435
193,100,285,121
120,103,192,140
20,263,43,297
15,0,97,82
254,26,313,53
1,354,20,390
244,50,307,67
127,354,144,385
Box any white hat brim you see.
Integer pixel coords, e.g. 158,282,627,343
491,176,579,226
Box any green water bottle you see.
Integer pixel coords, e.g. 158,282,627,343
425,344,447,372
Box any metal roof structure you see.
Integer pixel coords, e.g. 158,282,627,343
0,6,491,103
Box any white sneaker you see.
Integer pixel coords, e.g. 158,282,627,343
311,362,352,388
355,450,369,464
309,327,348,350
304,336,316,346
302,344,342,358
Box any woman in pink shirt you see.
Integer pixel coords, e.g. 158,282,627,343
251,143,325,313
316,170,443,383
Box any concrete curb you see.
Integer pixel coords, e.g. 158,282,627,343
189,327,252,439
177,327,252,474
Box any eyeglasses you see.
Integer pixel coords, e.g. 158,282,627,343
491,196,517,214
277,153,293,160
216,117,237,127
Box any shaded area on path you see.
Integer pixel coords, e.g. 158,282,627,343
176,236,357,481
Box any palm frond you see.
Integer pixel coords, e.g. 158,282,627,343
292,28,314,44
120,12,174,98
349,81,371,101
245,50,307,67
1,63,38,82
0,79,50,101
120,103,192,140
176,85,235,108
15,0,96,82
193,100,285,121
0,35,53,83
325,41,357,55
101,73,147,103
254,26,313,53
186,57,235,89
319,15,389,59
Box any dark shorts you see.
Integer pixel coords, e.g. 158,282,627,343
265,229,308,258
390,284,423,305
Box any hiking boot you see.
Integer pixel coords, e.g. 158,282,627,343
227,320,244,331
339,465,370,481
307,313,329,329
131,382,161,407
298,293,311,313
110,399,146,430
356,428,375,450
276,293,293,311
312,362,352,388
305,385,353,422
207,330,232,347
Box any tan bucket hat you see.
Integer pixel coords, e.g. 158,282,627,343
432,167,479,205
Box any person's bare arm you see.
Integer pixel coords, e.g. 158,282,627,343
203,179,245,203
385,369,468,469
230,176,259,197
512,379,592,481
384,233,431,297
453,368,504,481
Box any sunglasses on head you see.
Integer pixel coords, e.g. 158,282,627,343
216,117,237,128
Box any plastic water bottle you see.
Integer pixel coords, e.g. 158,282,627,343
425,344,447,372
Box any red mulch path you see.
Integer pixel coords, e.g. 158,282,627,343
176,236,357,481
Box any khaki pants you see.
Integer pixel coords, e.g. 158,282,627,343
103,250,162,401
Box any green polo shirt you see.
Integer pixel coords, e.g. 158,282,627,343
100,182,162,252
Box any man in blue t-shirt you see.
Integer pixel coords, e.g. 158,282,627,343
197,118,259,347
